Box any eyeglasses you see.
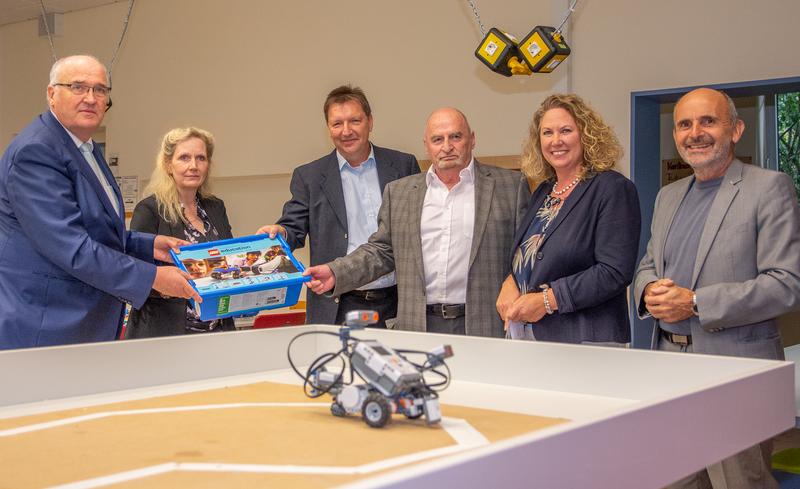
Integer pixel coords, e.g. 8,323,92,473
52,82,111,99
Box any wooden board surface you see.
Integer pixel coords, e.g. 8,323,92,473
0,381,567,488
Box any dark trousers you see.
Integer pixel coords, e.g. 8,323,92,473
335,286,397,328
425,314,466,335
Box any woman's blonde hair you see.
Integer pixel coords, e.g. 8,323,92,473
144,127,215,225
520,93,622,183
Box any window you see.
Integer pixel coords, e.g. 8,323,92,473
778,92,800,202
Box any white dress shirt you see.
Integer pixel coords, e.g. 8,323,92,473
420,159,475,304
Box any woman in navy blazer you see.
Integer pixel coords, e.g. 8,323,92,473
496,94,641,344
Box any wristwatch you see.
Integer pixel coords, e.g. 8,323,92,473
692,292,699,315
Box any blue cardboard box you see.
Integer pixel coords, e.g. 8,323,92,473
170,234,310,321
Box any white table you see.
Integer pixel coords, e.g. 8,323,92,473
0,326,793,489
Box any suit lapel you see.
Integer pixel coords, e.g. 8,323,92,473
691,160,743,287
92,147,124,221
200,198,225,237
511,182,548,252
409,175,427,283
657,176,694,277
374,146,399,190
318,152,348,231
469,162,494,267
538,175,594,248
44,112,124,236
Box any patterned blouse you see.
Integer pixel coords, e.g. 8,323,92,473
182,198,222,332
511,195,562,294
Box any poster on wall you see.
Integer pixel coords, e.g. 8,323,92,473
114,175,139,219
661,158,693,187
661,156,751,187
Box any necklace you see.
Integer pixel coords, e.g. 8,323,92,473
552,176,580,196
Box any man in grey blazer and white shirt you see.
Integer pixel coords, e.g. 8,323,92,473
635,87,800,489
305,107,530,337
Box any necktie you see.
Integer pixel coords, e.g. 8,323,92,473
80,142,120,215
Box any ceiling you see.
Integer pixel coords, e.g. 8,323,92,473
0,0,119,26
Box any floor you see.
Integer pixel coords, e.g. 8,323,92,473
775,428,800,453
774,428,800,488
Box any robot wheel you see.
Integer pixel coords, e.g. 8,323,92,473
362,393,391,428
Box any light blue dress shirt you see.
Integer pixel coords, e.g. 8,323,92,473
338,147,396,290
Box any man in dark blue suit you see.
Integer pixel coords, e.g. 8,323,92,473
0,54,199,350
258,85,419,327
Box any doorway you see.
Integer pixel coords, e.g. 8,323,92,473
629,76,800,348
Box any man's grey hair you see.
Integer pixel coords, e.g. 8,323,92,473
720,90,739,124
48,55,109,86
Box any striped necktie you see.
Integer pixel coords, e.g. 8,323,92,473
80,142,120,215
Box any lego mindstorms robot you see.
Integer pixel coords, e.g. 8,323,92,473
287,311,454,428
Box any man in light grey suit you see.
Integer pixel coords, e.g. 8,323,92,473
635,87,800,489
304,107,530,337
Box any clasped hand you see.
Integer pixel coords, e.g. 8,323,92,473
496,276,553,327
643,278,694,323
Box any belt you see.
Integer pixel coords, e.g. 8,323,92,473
661,330,692,346
345,285,396,302
426,303,465,319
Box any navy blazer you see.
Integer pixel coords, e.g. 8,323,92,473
511,170,641,343
278,145,419,325
0,111,156,349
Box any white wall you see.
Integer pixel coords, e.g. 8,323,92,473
568,0,800,170
0,0,573,239
3,0,800,238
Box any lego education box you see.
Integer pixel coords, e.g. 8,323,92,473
170,234,310,321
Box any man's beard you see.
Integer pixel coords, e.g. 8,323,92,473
678,135,731,170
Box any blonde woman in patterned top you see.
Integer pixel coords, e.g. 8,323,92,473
125,127,236,338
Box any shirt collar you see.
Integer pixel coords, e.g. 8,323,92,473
50,109,93,149
425,157,475,186
337,144,375,171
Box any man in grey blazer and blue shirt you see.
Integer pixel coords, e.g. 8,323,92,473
635,87,800,489
258,85,418,328
304,107,530,337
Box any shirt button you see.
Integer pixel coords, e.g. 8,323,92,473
344,233,348,239
536,252,543,260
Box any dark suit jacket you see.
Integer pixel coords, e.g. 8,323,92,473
125,194,235,338
278,145,419,324
514,170,641,343
329,161,531,337
0,111,156,349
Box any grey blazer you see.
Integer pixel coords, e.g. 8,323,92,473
634,159,800,359
328,160,531,338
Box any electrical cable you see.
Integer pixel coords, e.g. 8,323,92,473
38,0,57,62
108,0,136,83
287,330,351,396
36,0,136,81
465,0,486,36
287,331,452,400
395,348,452,391
554,0,579,35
